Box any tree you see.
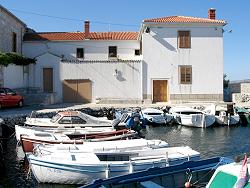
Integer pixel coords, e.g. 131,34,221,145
0,52,36,66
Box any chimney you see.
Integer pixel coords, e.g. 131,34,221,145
84,20,90,39
208,8,216,19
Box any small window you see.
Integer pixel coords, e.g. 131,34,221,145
178,31,191,48
71,116,86,124
135,49,140,56
12,32,17,52
76,48,84,58
179,66,192,84
58,116,72,124
109,46,117,58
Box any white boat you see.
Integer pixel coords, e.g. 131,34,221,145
20,129,138,153
206,156,250,188
141,108,168,125
15,124,115,142
25,111,112,128
169,106,215,128
215,111,240,126
27,142,200,184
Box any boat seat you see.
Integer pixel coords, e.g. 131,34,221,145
140,181,165,188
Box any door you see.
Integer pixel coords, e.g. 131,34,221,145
63,79,92,103
43,68,53,93
153,80,168,102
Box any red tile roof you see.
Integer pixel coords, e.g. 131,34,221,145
143,16,226,25
23,32,139,41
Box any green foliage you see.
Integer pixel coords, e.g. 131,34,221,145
0,52,36,66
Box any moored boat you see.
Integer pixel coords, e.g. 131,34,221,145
206,155,250,188
82,157,233,188
27,143,200,184
169,106,215,128
20,129,138,153
141,108,168,125
15,124,115,142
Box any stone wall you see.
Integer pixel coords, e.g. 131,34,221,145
0,6,26,87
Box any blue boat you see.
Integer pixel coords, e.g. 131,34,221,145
81,157,233,188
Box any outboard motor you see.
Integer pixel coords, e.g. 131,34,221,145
126,110,144,132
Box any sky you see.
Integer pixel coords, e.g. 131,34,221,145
0,0,249,81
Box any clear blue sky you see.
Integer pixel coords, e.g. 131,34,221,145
1,0,249,81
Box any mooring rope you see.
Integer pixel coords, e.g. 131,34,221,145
192,159,224,185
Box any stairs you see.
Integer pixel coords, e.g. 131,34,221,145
14,87,57,105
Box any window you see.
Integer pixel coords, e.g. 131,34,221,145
135,49,140,56
5,88,15,95
109,46,117,58
178,31,191,48
12,32,17,52
58,116,72,124
76,48,84,58
71,116,86,124
179,66,192,84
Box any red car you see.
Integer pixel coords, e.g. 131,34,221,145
0,88,23,108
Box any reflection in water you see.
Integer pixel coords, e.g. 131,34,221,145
146,125,250,159
2,125,250,187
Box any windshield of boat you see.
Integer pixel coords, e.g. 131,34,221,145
50,114,61,123
145,113,162,115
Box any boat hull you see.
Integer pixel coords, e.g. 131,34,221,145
215,115,240,125
21,129,138,153
28,154,200,184
179,114,215,128
28,156,168,184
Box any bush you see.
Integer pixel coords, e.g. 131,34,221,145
0,52,36,66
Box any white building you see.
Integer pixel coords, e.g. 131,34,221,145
141,9,226,103
23,27,142,103
0,5,28,88
22,8,226,104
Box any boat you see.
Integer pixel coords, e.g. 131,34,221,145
82,157,233,188
206,155,250,188
215,110,240,126
20,129,138,153
15,124,115,142
27,142,200,184
25,111,112,128
169,106,215,128
112,110,144,131
235,107,250,127
141,108,168,125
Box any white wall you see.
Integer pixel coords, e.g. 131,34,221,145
142,24,224,98
23,40,141,61
30,54,142,102
3,65,25,88
62,61,142,101
29,53,62,102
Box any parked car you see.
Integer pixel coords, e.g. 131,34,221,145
0,88,23,108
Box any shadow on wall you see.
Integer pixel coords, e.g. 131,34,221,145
151,32,177,52
115,70,126,82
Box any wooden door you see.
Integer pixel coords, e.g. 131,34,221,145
153,80,168,102
63,80,78,103
63,79,92,103
77,80,92,103
43,68,53,93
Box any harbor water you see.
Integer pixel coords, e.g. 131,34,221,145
1,125,250,187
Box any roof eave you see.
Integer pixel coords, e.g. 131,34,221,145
0,5,26,27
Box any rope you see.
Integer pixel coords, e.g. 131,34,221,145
192,159,224,185
26,163,32,180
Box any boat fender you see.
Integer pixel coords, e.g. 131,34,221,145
185,182,191,188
